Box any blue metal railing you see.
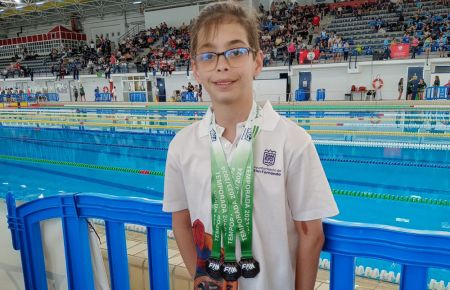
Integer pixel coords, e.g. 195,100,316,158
129,92,147,102
6,192,450,290
181,91,197,102
6,192,171,290
425,86,449,100
0,93,59,102
323,219,450,289
95,93,112,102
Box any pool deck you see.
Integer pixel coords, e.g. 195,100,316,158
94,225,398,290
1,99,449,110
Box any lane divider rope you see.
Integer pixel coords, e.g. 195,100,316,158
0,155,164,176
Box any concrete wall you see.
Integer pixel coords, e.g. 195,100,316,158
288,58,447,101
2,11,145,44
1,58,447,102
83,11,144,44
144,5,199,28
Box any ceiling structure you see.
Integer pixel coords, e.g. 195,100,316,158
0,0,214,32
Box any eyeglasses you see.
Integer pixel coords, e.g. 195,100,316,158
194,47,256,71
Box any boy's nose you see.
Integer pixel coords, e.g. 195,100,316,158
216,54,230,72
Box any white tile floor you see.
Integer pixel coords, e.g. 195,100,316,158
95,225,400,290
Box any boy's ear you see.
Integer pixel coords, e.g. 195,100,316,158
253,50,264,78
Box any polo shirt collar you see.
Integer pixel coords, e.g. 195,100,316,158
198,101,280,137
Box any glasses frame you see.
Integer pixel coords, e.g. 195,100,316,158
193,47,257,71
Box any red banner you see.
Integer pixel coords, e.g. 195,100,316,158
329,0,377,9
390,43,410,59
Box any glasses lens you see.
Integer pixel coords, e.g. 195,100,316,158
196,52,217,70
225,48,250,67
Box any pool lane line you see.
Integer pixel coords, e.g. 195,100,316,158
307,130,450,137
2,134,448,151
3,137,448,167
26,103,449,111
0,160,162,200
4,134,449,153
331,189,450,207
0,136,169,151
2,111,448,123
1,119,449,137
314,140,450,150
24,104,450,111
12,138,166,163
2,115,449,129
0,114,196,123
0,119,185,130
0,155,164,176
0,125,177,137
320,157,450,169
1,154,448,207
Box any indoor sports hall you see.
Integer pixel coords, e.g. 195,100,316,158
0,0,449,289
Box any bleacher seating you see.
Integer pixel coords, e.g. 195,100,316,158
0,55,60,76
328,0,449,54
0,0,448,79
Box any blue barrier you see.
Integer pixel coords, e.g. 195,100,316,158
129,92,147,102
0,93,59,102
295,89,309,101
46,93,59,102
181,91,197,102
6,192,450,290
425,86,449,100
323,219,450,289
95,93,112,102
316,88,326,101
6,192,171,290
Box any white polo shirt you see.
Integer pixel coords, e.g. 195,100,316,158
163,101,339,290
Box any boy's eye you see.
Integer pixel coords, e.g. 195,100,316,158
226,48,248,58
197,53,216,62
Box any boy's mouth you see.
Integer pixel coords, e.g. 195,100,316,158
213,79,237,88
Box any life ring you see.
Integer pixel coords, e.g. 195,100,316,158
372,77,384,90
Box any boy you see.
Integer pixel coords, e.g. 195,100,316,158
163,2,338,290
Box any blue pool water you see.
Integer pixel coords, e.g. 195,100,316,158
0,107,449,285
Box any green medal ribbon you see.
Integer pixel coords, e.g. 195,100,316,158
209,102,260,265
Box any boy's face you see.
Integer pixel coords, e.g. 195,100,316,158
192,22,263,105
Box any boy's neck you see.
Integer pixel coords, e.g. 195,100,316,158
212,97,253,143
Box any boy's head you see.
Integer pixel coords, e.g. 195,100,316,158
190,1,260,58
190,1,263,105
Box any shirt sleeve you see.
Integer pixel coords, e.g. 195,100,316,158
286,140,339,221
162,143,188,212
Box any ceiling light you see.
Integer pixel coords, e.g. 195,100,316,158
133,1,142,4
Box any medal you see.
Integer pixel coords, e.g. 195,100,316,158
239,257,260,278
208,102,261,280
206,257,223,280
220,261,241,281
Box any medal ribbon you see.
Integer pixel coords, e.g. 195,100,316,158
209,102,260,262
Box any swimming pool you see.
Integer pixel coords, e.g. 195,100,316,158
0,106,449,286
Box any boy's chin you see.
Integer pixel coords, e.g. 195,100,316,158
211,94,240,105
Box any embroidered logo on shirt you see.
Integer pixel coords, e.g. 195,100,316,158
209,129,217,141
255,149,282,176
263,149,276,166
241,127,253,141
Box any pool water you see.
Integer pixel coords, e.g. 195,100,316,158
0,107,449,285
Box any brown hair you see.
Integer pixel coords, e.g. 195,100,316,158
189,1,260,56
